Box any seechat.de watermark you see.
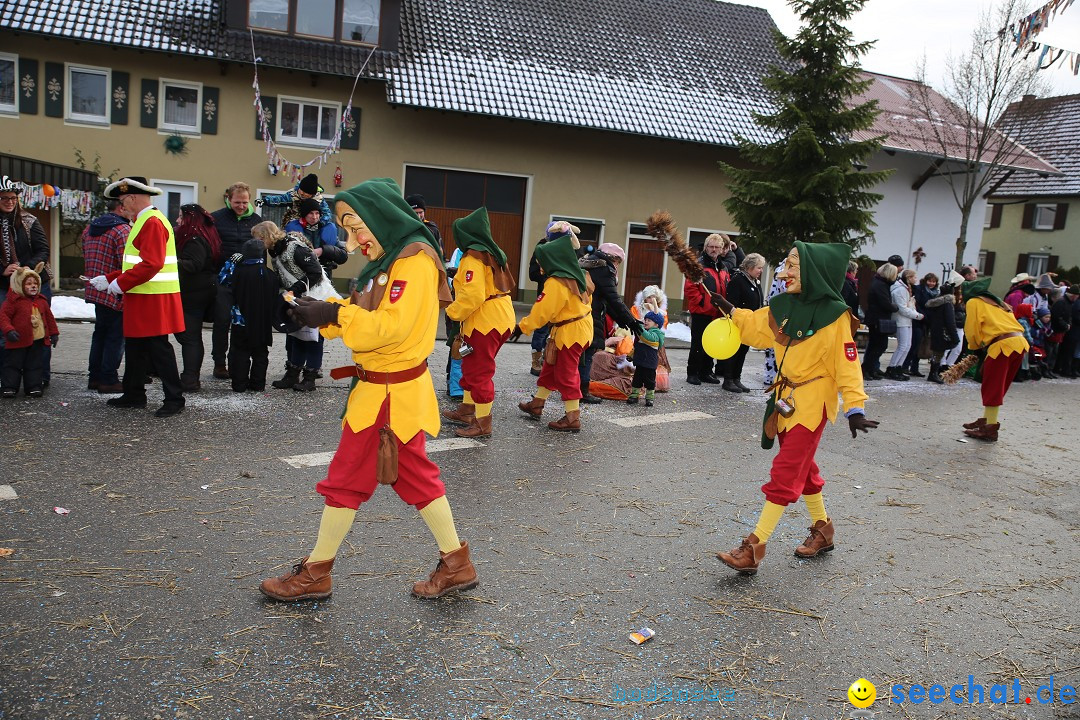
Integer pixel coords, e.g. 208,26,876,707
890,676,1077,705
612,682,736,704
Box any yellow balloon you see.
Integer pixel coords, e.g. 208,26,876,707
702,317,742,360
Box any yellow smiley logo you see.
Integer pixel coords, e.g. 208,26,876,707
848,678,876,708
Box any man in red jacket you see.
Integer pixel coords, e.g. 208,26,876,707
89,177,186,418
684,234,729,385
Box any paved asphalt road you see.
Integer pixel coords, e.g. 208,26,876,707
1,320,1077,719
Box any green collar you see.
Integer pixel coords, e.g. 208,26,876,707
534,233,587,292
452,207,507,266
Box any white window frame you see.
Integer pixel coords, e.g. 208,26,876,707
158,78,202,135
977,250,988,276
277,95,341,148
984,204,995,229
0,52,17,117
65,63,111,126
1026,253,1050,277
1033,204,1057,230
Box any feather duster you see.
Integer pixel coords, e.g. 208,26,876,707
942,354,978,384
646,211,702,284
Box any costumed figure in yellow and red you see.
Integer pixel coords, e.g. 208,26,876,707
260,178,479,602
89,177,186,418
952,278,1030,442
513,222,593,432
712,242,879,575
440,207,517,438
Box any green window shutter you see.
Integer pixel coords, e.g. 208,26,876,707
43,62,63,117
256,95,275,140
140,78,158,128
983,251,995,276
18,58,38,115
989,204,1002,229
1053,204,1068,230
111,71,129,125
201,86,219,135
340,107,360,150
1016,253,1029,273
1021,204,1034,229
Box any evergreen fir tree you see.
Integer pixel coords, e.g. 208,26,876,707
720,0,891,262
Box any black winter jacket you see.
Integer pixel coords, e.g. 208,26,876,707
210,207,264,268
726,268,762,311
865,275,897,325
0,211,49,290
581,251,639,348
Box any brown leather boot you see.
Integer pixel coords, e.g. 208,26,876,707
455,414,492,438
259,557,334,602
962,417,986,430
548,409,581,432
412,541,479,598
518,397,545,418
794,519,835,558
441,402,475,425
716,533,766,575
530,351,543,377
964,422,999,441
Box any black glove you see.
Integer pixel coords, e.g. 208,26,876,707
49,334,58,349
287,297,340,328
289,280,308,296
710,292,734,315
5,329,18,343
446,267,458,279
630,320,645,337
848,414,880,439
508,325,523,343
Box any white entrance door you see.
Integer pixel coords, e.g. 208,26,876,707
150,180,198,223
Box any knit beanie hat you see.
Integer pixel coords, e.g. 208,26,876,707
598,242,625,262
644,311,665,327
298,174,319,195
298,198,321,217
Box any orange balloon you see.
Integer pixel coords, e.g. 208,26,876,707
42,185,55,197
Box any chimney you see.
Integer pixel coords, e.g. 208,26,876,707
1022,94,1037,103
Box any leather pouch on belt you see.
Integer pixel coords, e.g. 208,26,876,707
377,425,399,485
761,395,779,450
449,335,463,361
543,337,558,365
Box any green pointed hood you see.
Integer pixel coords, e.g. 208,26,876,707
961,277,1005,307
768,241,850,339
335,178,443,285
534,232,587,293
452,207,507,266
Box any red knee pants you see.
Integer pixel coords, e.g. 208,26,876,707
460,328,510,404
316,398,445,510
762,412,827,506
536,342,586,400
980,350,1022,407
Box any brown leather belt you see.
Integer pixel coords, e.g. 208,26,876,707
550,312,590,328
329,360,428,383
986,331,1022,347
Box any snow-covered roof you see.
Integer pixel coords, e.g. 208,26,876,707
5,0,786,147
852,71,1059,175
990,93,1080,197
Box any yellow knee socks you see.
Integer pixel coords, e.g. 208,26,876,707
419,495,462,553
565,399,580,412
752,501,786,543
475,401,493,418
308,505,357,562
536,387,552,400
462,390,473,405
984,406,1000,424
803,493,828,524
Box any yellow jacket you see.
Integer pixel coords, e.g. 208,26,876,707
323,253,440,441
733,307,867,433
519,277,593,348
964,298,1029,358
445,254,516,336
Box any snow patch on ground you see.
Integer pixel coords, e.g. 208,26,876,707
665,321,691,342
51,295,95,320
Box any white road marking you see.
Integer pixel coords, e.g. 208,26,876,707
0,485,18,501
606,410,714,428
279,438,484,468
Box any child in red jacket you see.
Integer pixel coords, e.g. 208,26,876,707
1,264,58,397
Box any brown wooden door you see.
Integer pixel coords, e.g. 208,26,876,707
425,208,522,291
624,237,665,305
